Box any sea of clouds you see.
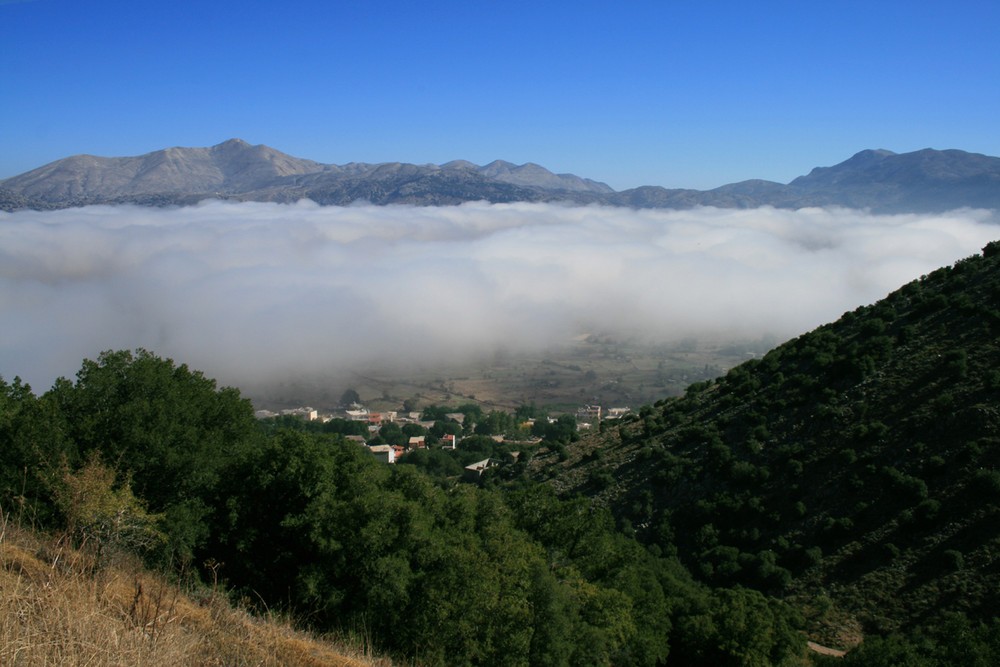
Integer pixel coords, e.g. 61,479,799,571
2,200,998,393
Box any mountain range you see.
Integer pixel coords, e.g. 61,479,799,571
3,139,999,213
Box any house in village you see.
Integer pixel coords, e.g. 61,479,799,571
368,444,396,464
441,434,457,449
573,405,632,429
281,407,319,421
255,407,321,421
462,458,497,483
361,411,398,426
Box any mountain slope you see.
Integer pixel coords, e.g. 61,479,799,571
3,142,999,212
528,240,1000,647
0,139,324,202
0,140,611,209
785,148,1000,212
475,159,614,194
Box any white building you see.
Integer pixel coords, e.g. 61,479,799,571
280,407,319,421
368,444,396,464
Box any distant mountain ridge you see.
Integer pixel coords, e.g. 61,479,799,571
3,139,999,213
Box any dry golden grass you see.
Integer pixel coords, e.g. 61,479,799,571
0,517,392,667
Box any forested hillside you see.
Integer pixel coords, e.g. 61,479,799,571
531,241,1000,661
2,350,808,666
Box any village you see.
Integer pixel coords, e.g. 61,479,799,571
254,401,633,481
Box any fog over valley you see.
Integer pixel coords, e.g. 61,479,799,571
2,200,998,394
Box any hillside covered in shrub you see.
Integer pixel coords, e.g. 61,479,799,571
530,241,1000,659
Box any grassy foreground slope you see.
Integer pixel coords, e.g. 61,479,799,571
530,241,1000,651
0,521,387,666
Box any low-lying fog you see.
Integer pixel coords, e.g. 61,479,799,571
2,200,998,393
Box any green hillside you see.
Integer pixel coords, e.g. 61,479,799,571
2,350,812,666
529,241,1000,656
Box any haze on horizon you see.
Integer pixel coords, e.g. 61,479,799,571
2,201,998,396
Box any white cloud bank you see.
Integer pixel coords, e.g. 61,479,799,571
2,200,998,392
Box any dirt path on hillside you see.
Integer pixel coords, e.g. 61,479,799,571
807,641,847,658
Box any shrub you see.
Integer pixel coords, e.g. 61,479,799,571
860,318,887,335
918,293,949,314
823,516,854,537
986,370,1000,391
972,468,1000,498
589,469,614,489
839,449,858,465
884,466,929,503
54,453,164,561
943,549,964,571
943,349,968,378
914,498,941,523
933,392,956,415
950,292,976,313
925,455,946,475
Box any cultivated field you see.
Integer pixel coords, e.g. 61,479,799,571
248,334,777,415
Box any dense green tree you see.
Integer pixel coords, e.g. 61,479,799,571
397,447,464,477
475,410,517,436
0,376,74,525
676,587,805,666
531,414,577,442
321,417,370,436
43,349,261,562
430,419,463,438
421,404,450,421
373,421,406,446
400,422,427,439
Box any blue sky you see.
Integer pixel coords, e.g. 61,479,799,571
3,0,999,190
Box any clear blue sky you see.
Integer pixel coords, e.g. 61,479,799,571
3,0,998,190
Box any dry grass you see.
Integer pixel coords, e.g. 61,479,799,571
0,512,393,667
